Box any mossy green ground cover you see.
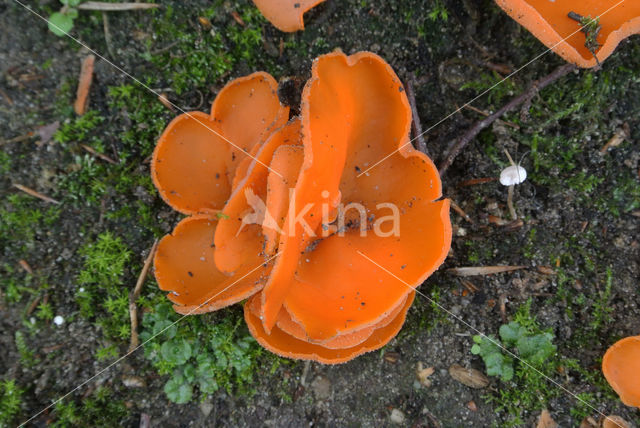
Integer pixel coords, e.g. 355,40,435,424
1,0,638,426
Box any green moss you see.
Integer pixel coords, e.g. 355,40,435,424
14,331,38,368
76,232,132,340
0,194,61,256
0,380,23,426
51,387,128,427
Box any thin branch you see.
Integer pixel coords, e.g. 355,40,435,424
129,239,159,352
78,2,160,11
81,144,118,164
439,63,577,175
405,78,429,155
13,184,60,204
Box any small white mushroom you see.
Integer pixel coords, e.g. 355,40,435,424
500,165,527,186
500,150,527,220
53,315,65,326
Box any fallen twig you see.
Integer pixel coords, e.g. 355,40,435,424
102,12,115,58
457,177,497,187
300,360,311,387
405,78,429,155
450,199,474,224
0,88,14,105
0,132,34,146
18,259,34,275
463,104,519,129
81,144,118,164
78,2,160,11
439,63,577,175
13,184,60,204
74,55,96,116
460,279,479,293
26,296,41,316
447,265,527,276
129,239,159,352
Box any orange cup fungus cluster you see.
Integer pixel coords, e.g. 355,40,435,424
252,0,326,32
151,51,452,364
495,0,640,68
602,335,640,408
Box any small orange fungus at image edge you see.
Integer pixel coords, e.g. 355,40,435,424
602,335,640,408
150,50,452,364
494,0,640,68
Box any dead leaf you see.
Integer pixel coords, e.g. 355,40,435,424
579,417,599,428
416,362,434,387
448,364,489,389
122,375,146,388
158,93,175,111
384,351,400,363
36,121,60,144
600,127,629,153
536,409,557,428
447,266,527,277
602,415,630,428
466,400,477,412
536,266,556,275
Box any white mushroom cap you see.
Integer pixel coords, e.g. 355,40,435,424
500,165,527,186
53,315,65,326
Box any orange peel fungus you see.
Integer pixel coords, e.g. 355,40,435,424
252,0,326,32
602,335,640,407
151,51,452,364
495,0,640,68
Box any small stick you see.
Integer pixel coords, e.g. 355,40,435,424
230,11,245,26
448,265,527,276
26,295,42,316
499,293,508,323
450,199,474,224
0,132,34,146
405,79,429,155
0,88,14,105
78,2,160,11
13,184,60,204
102,12,115,58
457,177,497,187
463,104,519,129
129,239,159,352
300,360,311,387
461,279,479,293
74,55,96,116
81,144,118,164
439,63,577,175
18,260,34,275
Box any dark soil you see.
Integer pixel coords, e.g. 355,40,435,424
1,0,639,427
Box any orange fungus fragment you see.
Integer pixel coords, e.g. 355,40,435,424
151,52,452,364
602,335,640,408
495,0,640,68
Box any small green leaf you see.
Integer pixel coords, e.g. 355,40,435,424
198,375,218,394
161,339,192,365
182,364,196,383
164,376,192,404
499,322,526,346
48,12,74,37
216,212,229,220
